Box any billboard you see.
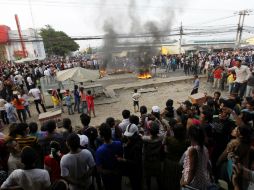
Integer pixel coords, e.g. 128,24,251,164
0,25,10,44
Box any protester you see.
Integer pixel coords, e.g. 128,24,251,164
118,109,130,133
1,146,51,190
0,96,8,125
73,85,80,113
29,85,47,114
142,122,163,190
44,141,63,183
79,87,87,114
86,90,96,117
0,50,254,190
12,94,27,123
246,71,254,97
60,133,95,190
64,89,74,115
5,139,23,174
51,90,60,109
4,97,17,124
118,122,143,190
21,90,31,118
57,88,64,113
228,58,251,98
96,123,123,190
180,125,211,190
191,75,200,95
213,66,223,89
132,89,141,113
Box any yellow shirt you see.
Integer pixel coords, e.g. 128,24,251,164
51,96,60,106
227,74,235,84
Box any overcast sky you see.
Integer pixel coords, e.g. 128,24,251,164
0,0,254,49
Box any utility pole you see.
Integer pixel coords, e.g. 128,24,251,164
179,22,183,54
235,10,252,48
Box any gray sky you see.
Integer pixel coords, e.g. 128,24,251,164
0,0,254,49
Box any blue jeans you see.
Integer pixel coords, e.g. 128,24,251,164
74,98,80,113
81,101,87,114
67,105,74,115
228,83,234,94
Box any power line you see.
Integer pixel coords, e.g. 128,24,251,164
184,15,237,27
0,0,239,12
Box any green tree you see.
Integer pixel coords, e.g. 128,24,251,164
40,25,79,56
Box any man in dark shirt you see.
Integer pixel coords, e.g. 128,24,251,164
246,71,254,97
96,123,123,190
210,107,236,176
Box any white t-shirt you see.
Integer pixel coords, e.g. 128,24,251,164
15,74,23,85
1,169,50,190
29,88,41,100
44,69,50,76
26,76,33,86
132,92,141,102
60,149,95,190
228,65,251,83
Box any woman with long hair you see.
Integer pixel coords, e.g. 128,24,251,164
180,125,211,190
44,141,63,183
12,94,27,123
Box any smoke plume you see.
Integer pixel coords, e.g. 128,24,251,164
100,0,187,73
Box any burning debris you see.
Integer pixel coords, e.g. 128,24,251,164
138,72,152,79
99,0,187,76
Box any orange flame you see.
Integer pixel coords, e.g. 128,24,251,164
138,72,152,79
99,69,107,78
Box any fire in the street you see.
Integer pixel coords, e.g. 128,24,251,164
99,69,107,77
138,72,152,79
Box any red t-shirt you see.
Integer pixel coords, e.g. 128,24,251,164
44,154,62,183
86,95,94,106
12,98,25,110
213,69,223,79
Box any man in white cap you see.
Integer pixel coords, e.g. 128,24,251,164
119,119,143,190
151,106,171,137
78,134,89,149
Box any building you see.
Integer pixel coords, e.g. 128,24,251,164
0,25,46,61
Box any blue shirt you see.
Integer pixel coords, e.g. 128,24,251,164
64,95,72,106
193,79,200,89
95,141,123,171
74,90,80,101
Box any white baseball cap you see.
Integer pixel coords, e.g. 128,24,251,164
78,134,89,147
152,106,160,113
124,124,139,137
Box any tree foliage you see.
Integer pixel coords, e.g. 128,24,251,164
40,25,79,56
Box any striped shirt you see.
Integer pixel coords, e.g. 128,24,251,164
15,135,38,150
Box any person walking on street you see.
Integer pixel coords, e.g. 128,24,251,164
21,90,31,118
29,85,47,114
191,75,200,95
12,94,27,123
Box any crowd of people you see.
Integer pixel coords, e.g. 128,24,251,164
159,49,254,77
0,50,254,190
1,87,254,190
